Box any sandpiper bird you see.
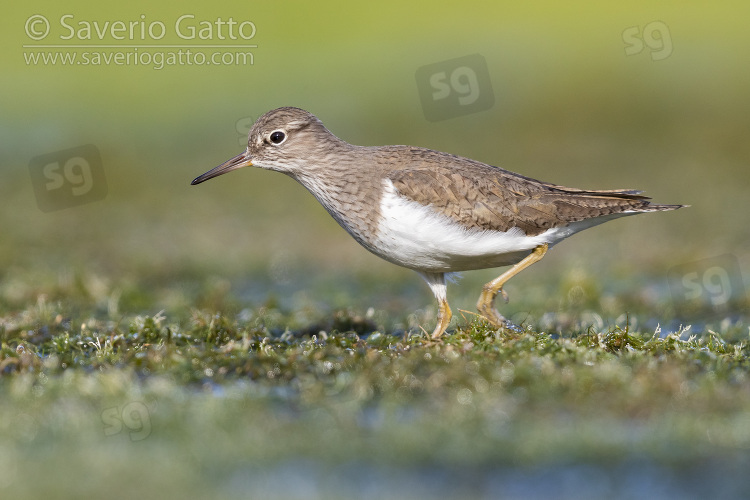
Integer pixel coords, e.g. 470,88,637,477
192,107,684,338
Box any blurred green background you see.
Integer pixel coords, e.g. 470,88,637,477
2,0,748,323
3,1,750,499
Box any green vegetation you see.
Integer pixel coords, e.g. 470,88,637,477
3,0,750,498
2,295,749,498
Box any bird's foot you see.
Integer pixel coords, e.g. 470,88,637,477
430,299,453,339
477,283,509,328
477,302,508,328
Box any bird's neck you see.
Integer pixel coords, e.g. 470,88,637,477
291,149,384,251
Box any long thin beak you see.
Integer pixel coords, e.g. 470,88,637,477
191,151,253,185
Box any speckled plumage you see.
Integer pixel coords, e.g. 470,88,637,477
385,150,677,236
192,107,685,337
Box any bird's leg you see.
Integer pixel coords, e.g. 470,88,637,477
477,243,548,327
432,295,452,339
417,272,452,338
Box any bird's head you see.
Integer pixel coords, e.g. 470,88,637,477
191,107,345,185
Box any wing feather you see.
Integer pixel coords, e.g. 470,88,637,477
383,149,681,236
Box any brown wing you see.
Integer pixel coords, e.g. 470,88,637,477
385,149,682,236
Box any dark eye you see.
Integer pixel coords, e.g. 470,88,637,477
269,130,286,145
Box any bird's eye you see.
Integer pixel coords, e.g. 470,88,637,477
269,130,286,145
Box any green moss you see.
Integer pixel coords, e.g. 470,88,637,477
1,300,749,498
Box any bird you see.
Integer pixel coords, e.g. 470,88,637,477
191,107,685,338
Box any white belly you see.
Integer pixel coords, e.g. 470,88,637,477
374,179,625,272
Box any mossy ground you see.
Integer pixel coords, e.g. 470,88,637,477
4,2,750,497
2,297,749,499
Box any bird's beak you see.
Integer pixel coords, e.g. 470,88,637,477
191,151,254,185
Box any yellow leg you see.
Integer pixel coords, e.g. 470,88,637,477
477,243,548,327
431,297,452,339
418,271,453,339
